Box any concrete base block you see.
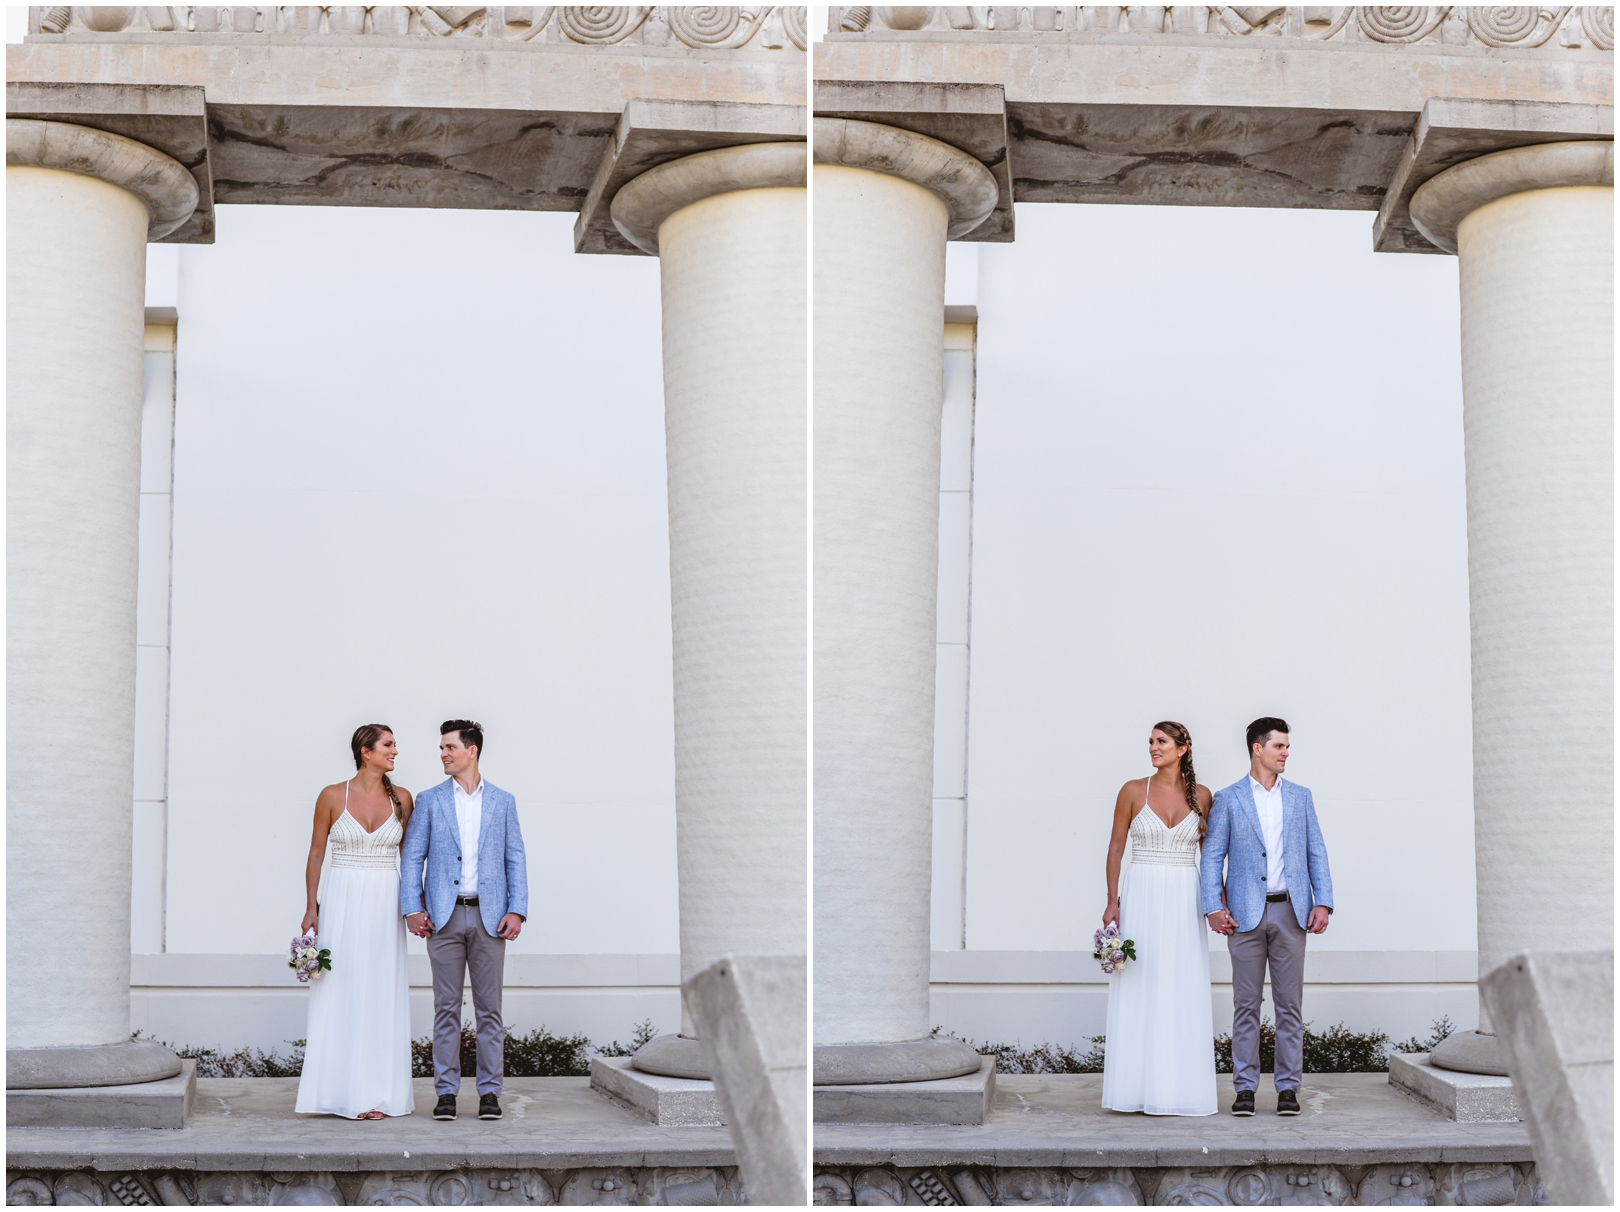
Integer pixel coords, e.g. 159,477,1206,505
589,1056,722,1126
6,1059,196,1129
815,1056,996,1125
1389,1052,1518,1123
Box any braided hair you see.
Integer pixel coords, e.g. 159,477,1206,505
1152,720,1205,839
350,724,404,820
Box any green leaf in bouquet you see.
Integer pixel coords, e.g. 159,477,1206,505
1122,940,1137,961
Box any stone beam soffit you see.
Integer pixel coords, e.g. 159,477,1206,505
26,6,809,54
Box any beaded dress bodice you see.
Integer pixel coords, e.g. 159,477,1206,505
329,783,402,871
1128,801,1200,868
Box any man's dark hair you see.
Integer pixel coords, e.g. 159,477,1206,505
441,719,484,760
1247,717,1289,754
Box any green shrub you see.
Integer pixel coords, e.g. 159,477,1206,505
594,1019,659,1058
132,1031,305,1078
948,1019,1429,1076
1393,1015,1457,1055
409,1024,594,1078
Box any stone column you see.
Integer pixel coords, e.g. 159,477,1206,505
812,119,996,1084
1409,142,1614,1073
7,121,197,1088
609,143,807,1079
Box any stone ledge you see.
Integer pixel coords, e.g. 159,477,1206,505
1390,1052,1520,1123
589,1057,724,1126
6,1060,196,1130
815,1056,996,1125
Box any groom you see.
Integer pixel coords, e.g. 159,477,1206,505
1200,717,1334,1117
402,720,529,1122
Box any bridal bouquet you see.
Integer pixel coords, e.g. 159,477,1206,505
1093,924,1137,974
288,933,332,983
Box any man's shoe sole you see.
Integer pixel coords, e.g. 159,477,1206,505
1277,1107,1301,1116
1231,1108,1255,1116
434,1112,457,1120
479,1111,501,1120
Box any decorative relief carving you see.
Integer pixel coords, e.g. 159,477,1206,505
7,1167,746,1208
810,1164,1553,1208
823,4,1613,48
24,5,808,50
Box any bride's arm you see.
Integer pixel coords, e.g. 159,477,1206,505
301,787,339,934
1102,782,1136,928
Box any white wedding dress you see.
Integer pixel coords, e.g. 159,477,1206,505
1100,799,1217,1116
295,786,415,1118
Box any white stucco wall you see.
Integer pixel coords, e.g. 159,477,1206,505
131,204,682,1049
933,202,1477,1047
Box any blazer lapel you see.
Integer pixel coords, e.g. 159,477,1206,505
1238,778,1265,848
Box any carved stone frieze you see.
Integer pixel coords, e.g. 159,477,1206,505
4,1166,746,1206
824,5,1614,51
808,1162,1551,1206
25,6,808,51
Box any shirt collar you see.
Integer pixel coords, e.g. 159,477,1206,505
1249,774,1281,798
453,777,484,798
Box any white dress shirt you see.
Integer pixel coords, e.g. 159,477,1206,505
1250,774,1287,894
453,777,485,897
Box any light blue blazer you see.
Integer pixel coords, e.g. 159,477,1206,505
1199,775,1333,933
400,778,529,938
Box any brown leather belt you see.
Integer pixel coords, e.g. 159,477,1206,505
455,896,479,907
1265,892,1290,903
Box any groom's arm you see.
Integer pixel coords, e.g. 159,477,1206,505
1200,794,1231,918
400,794,431,919
503,796,529,922
1303,790,1334,913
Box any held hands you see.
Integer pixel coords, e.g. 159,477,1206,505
405,911,434,938
498,913,523,941
1206,909,1236,936
1307,906,1330,935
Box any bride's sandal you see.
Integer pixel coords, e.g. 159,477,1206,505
358,1110,385,1120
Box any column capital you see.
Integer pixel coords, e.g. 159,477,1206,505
813,117,997,239
609,140,806,256
1410,140,1614,254
6,119,199,241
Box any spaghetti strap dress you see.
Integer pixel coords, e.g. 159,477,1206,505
1100,789,1218,1116
294,782,415,1118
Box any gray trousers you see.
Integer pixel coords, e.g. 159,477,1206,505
426,904,506,1096
1228,896,1308,1093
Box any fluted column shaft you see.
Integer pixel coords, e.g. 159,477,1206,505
1412,142,1614,1043
7,120,195,1087
610,143,807,1077
812,120,994,1084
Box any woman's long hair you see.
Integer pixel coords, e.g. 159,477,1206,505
351,724,404,820
1153,719,1205,839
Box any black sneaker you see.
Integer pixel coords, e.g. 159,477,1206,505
1277,1089,1301,1116
433,1094,457,1121
479,1094,502,1120
1231,1089,1256,1116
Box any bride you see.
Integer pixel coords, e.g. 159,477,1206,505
294,725,416,1119
1099,721,1218,1116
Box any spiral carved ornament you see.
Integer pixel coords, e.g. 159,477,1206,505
667,6,742,46
559,6,650,42
1582,5,1614,48
1466,7,1549,47
1356,6,1452,42
781,5,808,47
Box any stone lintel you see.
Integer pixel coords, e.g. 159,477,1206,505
6,1060,196,1130
575,99,806,256
589,1056,724,1126
814,1056,996,1125
1375,98,1614,253
813,80,1012,242
1389,1052,1520,1123
5,81,213,243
